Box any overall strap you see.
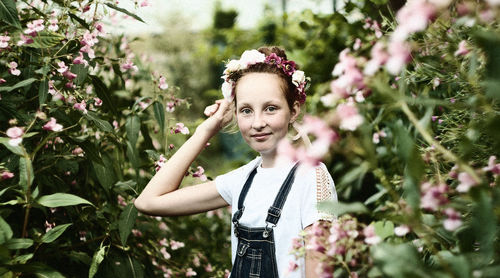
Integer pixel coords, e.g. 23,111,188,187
232,166,258,225
265,162,300,226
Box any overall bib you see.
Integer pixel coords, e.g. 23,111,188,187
229,162,300,278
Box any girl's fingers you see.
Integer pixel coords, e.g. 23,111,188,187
204,103,218,116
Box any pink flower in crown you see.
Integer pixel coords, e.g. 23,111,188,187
443,208,462,231
192,166,207,181
8,62,21,76
0,35,10,48
281,60,296,76
454,40,470,56
1,171,14,180
6,126,24,146
43,117,63,132
174,123,189,135
456,172,478,192
265,53,282,66
238,49,266,69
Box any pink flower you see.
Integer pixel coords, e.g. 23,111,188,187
420,182,448,211
169,240,185,250
117,195,127,206
456,172,478,192
394,225,410,236
185,268,197,277
305,236,326,253
238,49,266,69
192,166,207,181
204,264,213,272
8,62,20,76
174,123,189,135
165,102,175,113
363,224,381,245
335,102,364,131
264,53,283,66
48,18,59,32
160,247,171,260
454,40,470,57
372,130,387,144
44,220,56,232
483,156,500,176
140,0,150,7
131,229,142,237
287,261,299,273
73,52,88,67
364,42,389,76
0,78,6,84
94,97,103,107
353,38,362,50
73,100,88,114
1,171,14,180
0,35,10,48
6,126,24,146
121,59,138,72
158,76,168,90
385,41,412,75
155,154,167,172
443,208,462,231
392,0,437,42
17,34,34,46
24,19,44,36
43,117,63,132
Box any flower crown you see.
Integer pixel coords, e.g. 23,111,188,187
221,49,309,104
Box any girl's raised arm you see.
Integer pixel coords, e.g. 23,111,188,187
134,99,233,216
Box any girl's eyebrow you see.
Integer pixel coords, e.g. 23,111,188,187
237,100,280,107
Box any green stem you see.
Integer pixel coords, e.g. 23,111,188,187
399,101,481,183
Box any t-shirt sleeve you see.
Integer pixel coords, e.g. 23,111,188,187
301,163,338,229
215,171,235,206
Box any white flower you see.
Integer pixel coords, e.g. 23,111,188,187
394,225,410,236
221,81,234,101
238,49,266,69
224,59,241,74
291,70,305,86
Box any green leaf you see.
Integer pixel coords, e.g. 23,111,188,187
29,31,65,49
0,78,37,92
0,0,21,28
10,253,34,264
371,243,427,277
105,3,145,23
153,101,165,138
373,221,394,240
19,156,34,191
92,154,117,191
38,79,49,107
317,201,368,216
364,187,387,205
433,251,470,278
4,238,33,249
37,193,93,207
118,204,137,247
470,189,497,264
68,12,90,29
126,115,140,147
126,141,139,170
85,111,113,133
0,216,13,244
72,63,88,86
89,244,108,278
40,223,72,243
0,137,24,155
90,75,118,116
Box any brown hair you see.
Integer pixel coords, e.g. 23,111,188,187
230,46,299,110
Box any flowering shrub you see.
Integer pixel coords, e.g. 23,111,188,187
284,1,500,277
0,0,230,277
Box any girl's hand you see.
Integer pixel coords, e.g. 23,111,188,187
197,99,233,136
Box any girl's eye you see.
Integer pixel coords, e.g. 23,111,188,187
266,106,277,112
240,108,252,114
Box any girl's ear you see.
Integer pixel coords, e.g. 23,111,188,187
289,100,301,124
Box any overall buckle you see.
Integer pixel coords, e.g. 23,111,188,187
262,221,276,238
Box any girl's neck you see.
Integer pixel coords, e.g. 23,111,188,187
259,151,277,168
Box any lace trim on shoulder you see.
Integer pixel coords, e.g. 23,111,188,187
316,166,335,221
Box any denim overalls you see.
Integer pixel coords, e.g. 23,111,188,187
229,162,300,278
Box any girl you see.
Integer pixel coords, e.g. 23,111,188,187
134,46,337,277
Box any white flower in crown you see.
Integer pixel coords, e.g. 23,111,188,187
238,50,266,69
292,70,305,86
221,80,234,101
224,59,241,75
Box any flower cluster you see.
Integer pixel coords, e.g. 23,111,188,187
220,50,309,104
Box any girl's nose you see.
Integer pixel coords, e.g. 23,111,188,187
251,114,266,130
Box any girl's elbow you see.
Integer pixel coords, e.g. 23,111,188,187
134,196,150,214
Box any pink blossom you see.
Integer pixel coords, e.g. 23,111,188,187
335,102,364,131
80,44,95,59
131,229,142,237
43,117,63,132
394,225,410,236
392,0,437,42
371,20,383,38
0,78,6,84
160,247,171,260
166,102,175,112
73,52,88,67
363,224,381,245
121,59,138,72
155,154,167,172
48,18,59,32
456,172,478,192
17,34,34,46
57,61,68,73
1,171,14,180
81,30,98,47
483,156,500,176
185,268,197,277
353,38,362,50
0,35,10,48
286,261,299,273
363,42,389,76
117,195,127,206
73,100,88,114
385,41,412,75
113,120,119,129
443,208,462,231
174,123,189,135
94,97,102,107
238,49,266,69
6,126,24,146
204,264,213,272
192,166,207,181
24,19,44,36
169,240,185,250
372,130,387,144
420,182,448,211
72,147,84,156
8,62,20,76
158,76,168,90
454,40,470,56
159,238,168,247
305,236,326,253
44,220,56,232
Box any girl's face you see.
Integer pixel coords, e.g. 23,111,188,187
235,73,300,156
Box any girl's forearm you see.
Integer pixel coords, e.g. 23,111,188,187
135,127,212,204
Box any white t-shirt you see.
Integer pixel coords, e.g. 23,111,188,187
215,156,337,278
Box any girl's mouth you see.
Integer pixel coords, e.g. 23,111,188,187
251,133,271,140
